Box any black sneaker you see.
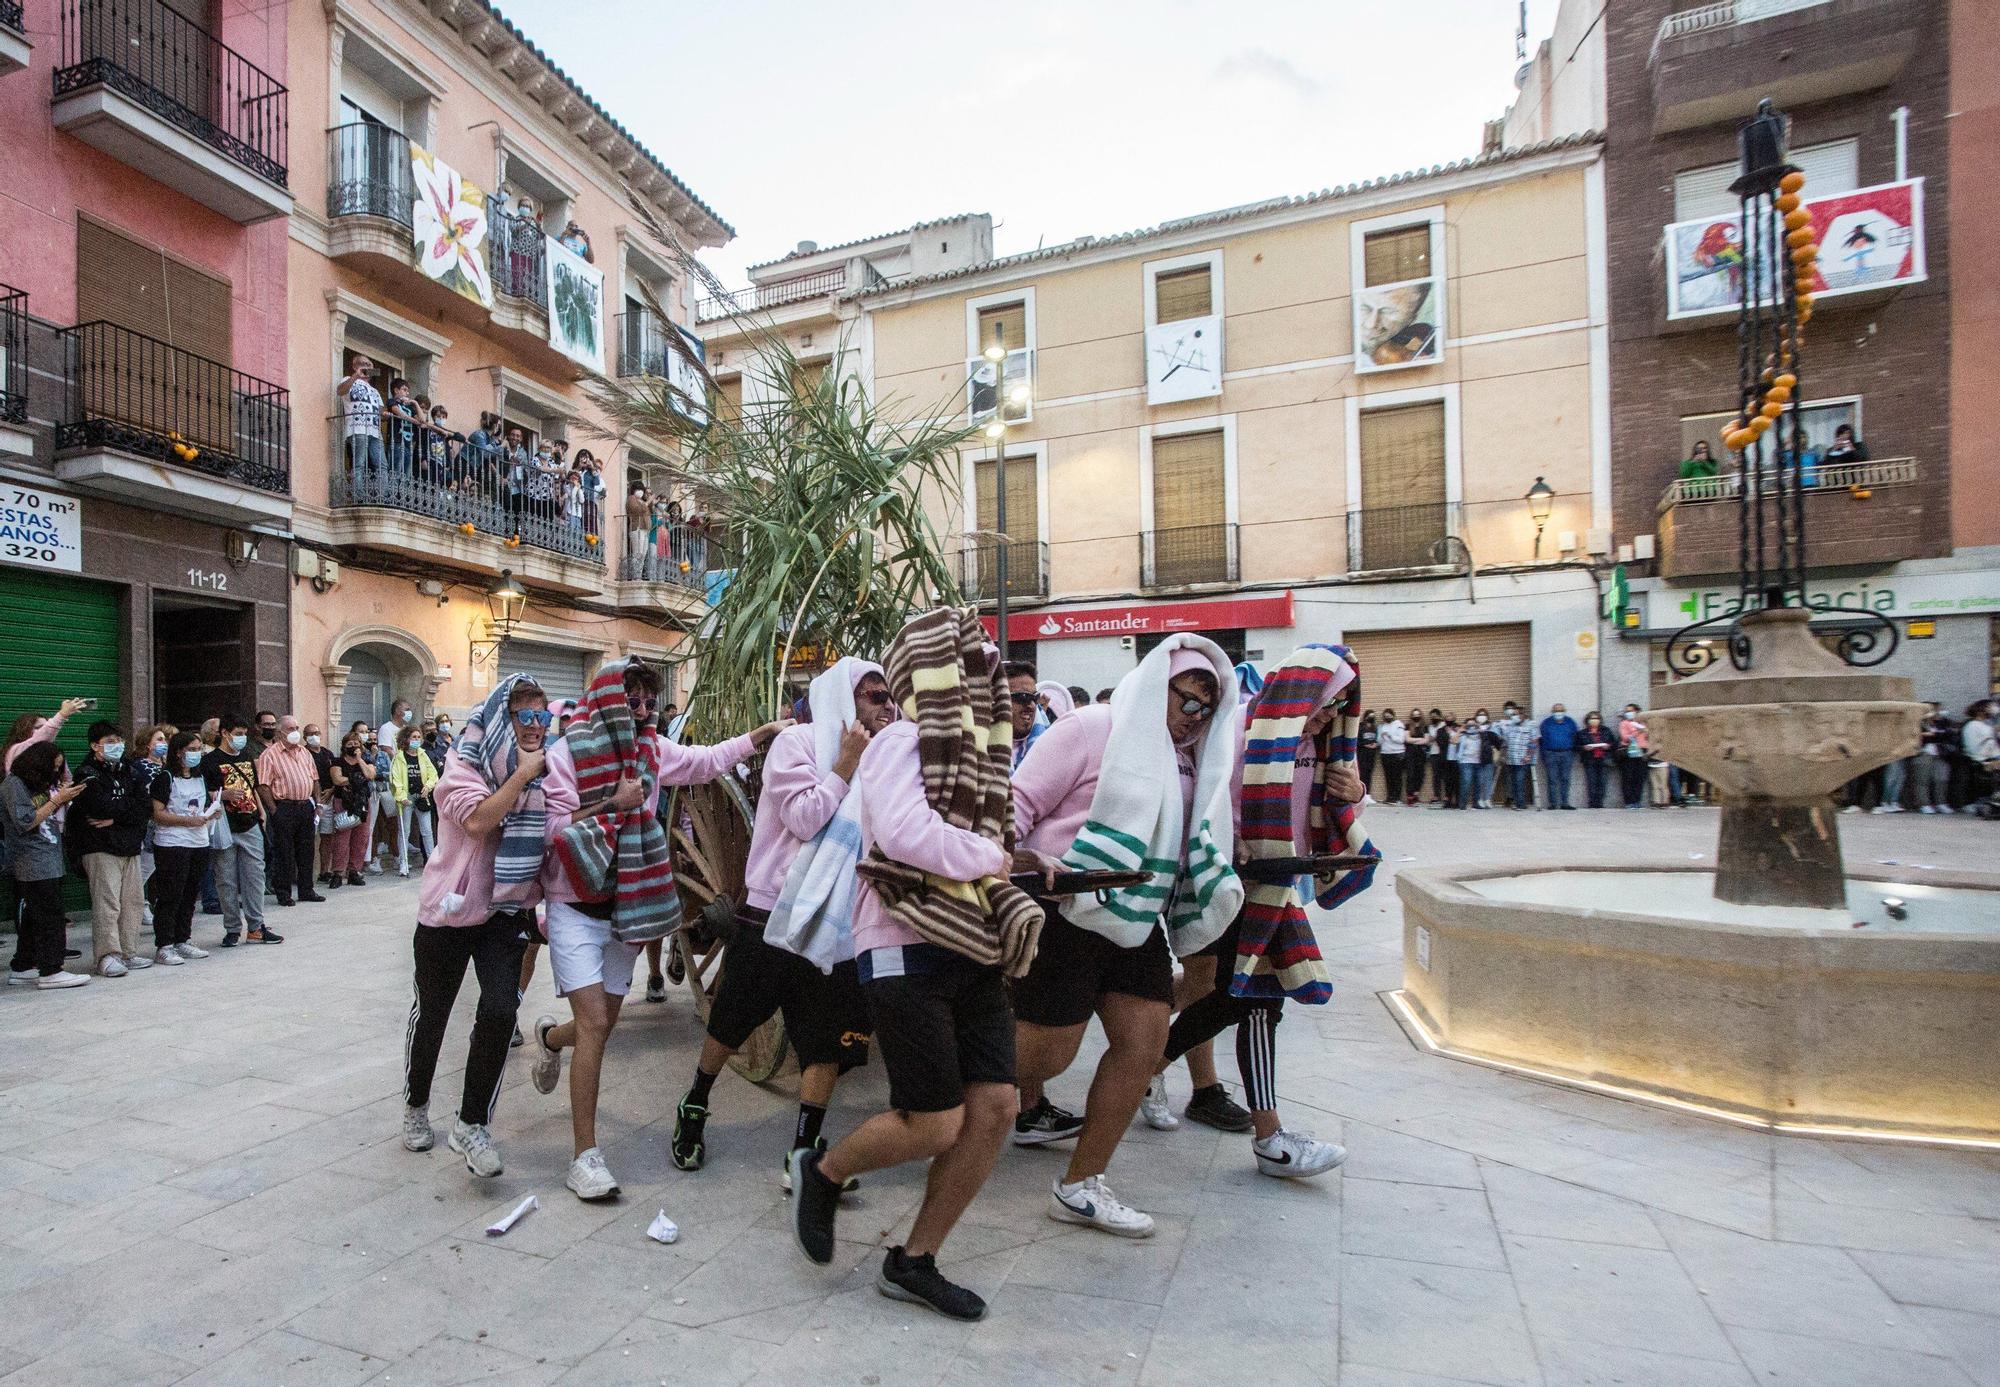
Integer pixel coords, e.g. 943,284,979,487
781,1137,857,1195
220,932,240,948
645,974,666,1004
298,892,328,904
247,929,284,945
1012,1097,1084,1147
877,1246,985,1321
1184,1084,1254,1133
665,938,685,984
787,1146,839,1265
326,877,344,890
346,872,366,887
671,1097,707,1171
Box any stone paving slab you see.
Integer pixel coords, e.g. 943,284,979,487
0,808,1996,1385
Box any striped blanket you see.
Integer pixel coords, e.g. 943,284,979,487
1060,634,1243,956
1231,644,1377,1003
462,673,545,905
550,659,682,944
853,608,1044,975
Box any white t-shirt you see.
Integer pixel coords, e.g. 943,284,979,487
378,719,406,754
342,379,383,439
153,773,214,849
1378,719,1407,754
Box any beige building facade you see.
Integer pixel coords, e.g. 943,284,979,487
283,0,722,728
836,138,1612,713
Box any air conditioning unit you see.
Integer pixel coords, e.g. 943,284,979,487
1633,534,1656,560
1586,527,1612,556
292,547,319,578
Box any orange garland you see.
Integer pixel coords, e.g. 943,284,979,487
1723,169,1817,455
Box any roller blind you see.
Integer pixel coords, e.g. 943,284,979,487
1340,623,1531,724
976,301,1026,353
1154,265,1213,323
1364,225,1432,288
1151,429,1225,532
76,219,233,364
1673,138,1860,221
975,456,1039,543
1358,401,1447,508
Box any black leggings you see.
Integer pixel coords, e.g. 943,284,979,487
151,845,209,947
1380,753,1406,803
405,913,533,1126
8,876,68,976
1165,979,1283,1113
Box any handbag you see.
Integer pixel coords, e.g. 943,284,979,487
317,801,338,835
208,811,234,852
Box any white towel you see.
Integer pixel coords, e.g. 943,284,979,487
764,656,878,973
1059,634,1243,955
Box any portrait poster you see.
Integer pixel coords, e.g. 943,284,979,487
1353,278,1442,373
411,146,494,309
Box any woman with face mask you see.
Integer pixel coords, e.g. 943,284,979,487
75,720,156,975
1453,709,1494,809
149,732,219,967
1616,704,1650,809
1578,711,1616,809
325,734,375,888
3,741,89,988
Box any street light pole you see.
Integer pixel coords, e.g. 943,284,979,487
984,324,1010,660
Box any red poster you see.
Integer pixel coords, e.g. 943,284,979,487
981,591,1294,643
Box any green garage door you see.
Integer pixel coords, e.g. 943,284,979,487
0,568,124,911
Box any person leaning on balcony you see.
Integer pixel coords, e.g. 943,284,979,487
573,450,603,538
1678,440,1718,481
502,427,531,538
625,483,649,576
384,379,421,476
1823,423,1870,467
338,356,386,478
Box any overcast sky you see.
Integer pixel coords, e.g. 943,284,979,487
496,0,1552,287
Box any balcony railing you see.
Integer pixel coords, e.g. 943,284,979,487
695,268,847,323
2,1,24,33
488,207,548,308
960,538,1050,602
330,419,602,564
1654,0,1833,55
620,521,716,588
617,309,673,379
1658,457,1919,511
55,0,288,188
56,321,289,493
1346,501,1460,572
0,286,25,426
1141,523,1238,588
327,121,413,226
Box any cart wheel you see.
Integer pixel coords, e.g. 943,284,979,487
666,778,792,1085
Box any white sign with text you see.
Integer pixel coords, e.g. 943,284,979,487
0,485,83,574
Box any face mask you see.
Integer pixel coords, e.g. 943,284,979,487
228,734,247,753
259,727,276,741
285,729,302,745
401,710,413,724
150,741,167,759
101,743,124,762
1476,716,1489,726
306,735,322,748
437,722,451,733
183,750,204,770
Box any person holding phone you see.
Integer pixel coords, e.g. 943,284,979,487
337,355,385,478
4,741,89,988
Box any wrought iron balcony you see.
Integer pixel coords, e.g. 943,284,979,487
327,121,413,227
329,421,602,565
53,0,289,220
1654,457,1926,579
1345,501,1460,573
0,1,28,80
620,521,716,588
617,309,673,379
1140,523,1238,588
960,538,1050,603
55,321,289,494
695,267,848,323
0,286,25,427
488,207,548,309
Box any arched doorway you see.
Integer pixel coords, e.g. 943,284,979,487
324,625,438,735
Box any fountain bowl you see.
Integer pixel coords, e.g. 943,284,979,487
1390,862,2000,1147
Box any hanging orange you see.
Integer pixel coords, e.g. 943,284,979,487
1787,227,1815,249
1766,384,1792,404
1780,171,1806,194
1784,209,1810,232
1760,401,1784,420
1775,193,1800,214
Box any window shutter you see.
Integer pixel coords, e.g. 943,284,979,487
77,221,170,340
976,301,1026,353
715,375,742,422
975,456,1039,544
1154,266,1212,324
1364,225,1431,288
1673,138,1860,221
1357,402,1447,508
164,259,233,366
1151,429,1225,532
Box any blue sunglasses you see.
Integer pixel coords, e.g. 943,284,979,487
512,709,554,729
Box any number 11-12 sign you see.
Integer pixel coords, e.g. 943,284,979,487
0,485,83,573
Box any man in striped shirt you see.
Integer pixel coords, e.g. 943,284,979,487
257,714,326,909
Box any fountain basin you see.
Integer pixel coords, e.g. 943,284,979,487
1391,864,2000,1146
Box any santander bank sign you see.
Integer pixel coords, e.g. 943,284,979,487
981,591,1294,643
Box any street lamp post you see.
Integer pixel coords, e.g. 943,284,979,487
983,324,1010,659
1525,475,1555,559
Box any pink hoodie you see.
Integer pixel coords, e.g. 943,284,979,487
539,730,756,903
4,713,64,774
418,748,522,928
1012,703,1197,860
741,723,851,910
851,721,1009,957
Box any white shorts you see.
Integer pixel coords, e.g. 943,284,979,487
546,900,642,998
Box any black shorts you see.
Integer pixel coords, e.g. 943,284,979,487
1009,906,1174,1028
706,910,871,1072
863,955,1016,1114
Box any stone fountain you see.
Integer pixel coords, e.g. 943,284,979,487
1389,103,1999,1146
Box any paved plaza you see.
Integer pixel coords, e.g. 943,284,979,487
0,807,1996,1386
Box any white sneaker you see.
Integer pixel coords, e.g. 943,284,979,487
153,947,185,967
566,1147,618,1200
1048,1175,1155,1238
1919,805,1937,814
1139,1075,1179,1131
1883,804,1906,813
142,905,154,927
449,1120,503,1177
98,955,128,978
174,942,209,960
1253,1129,1348,1179
397,863,410,879
367,859,385,875
7,968,39,986
122,951,153,970
402,1105,434,1152
530,1015,563,1094
36,970,90,990
1840,805,1862,815
1869,805,1891,814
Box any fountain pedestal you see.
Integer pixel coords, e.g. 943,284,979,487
1646,607,1923,908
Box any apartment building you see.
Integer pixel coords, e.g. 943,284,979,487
0,0,294,747
1505,0,1983,710
818,141,1613,715
285,0,726,725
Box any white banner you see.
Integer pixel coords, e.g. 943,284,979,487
1146,313,1222,404
545,235,606,374
0,484,83,573
667,323,708,425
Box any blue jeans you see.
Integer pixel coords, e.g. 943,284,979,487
1507,763,1533,807
1542,750,1574,808
1583,758,1610,808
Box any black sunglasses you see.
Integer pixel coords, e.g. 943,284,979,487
1007,690,1039,706
858,689,893,708
1176,695,1217,721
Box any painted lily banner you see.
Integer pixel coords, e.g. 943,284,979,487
545,235,606,373
411,145,494,309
